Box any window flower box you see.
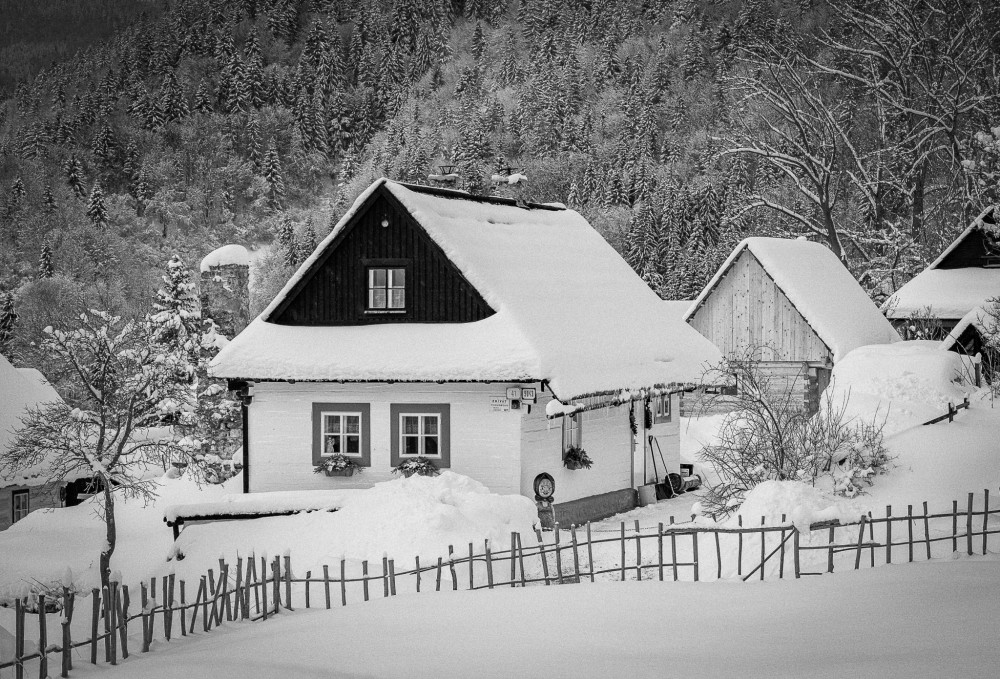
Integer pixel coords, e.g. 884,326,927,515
314,454,363,477
393,456,440,478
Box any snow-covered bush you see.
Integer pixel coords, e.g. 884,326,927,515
697,355,891,519
392,457,440,477
314,454,364,475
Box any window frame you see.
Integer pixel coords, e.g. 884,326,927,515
390,404,450,468
364,261,409,314
11,489,29,524
561,412,583,454
652,393,672,424
312,403,371,467
320,411,364,458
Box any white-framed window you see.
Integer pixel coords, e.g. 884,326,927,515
399,413,441,457
653,393,671,424
367,267,406,310
562,413,582,452
321,412,363,457
12,490,29,524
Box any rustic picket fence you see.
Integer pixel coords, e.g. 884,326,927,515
2,488,997,678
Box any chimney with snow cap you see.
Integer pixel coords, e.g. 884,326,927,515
200,244,250,340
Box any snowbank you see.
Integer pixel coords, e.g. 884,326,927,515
826,341,971,435
168,472,538,580
199,244,250,272
725,480,864,530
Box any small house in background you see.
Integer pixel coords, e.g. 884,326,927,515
0,355,87,530
884,207,1000,347
683,237,900,414
212,178,720,526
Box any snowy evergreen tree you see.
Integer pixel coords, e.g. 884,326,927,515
38,242,54,279
263,140,286,211
63,154,87,200
86,183,109,228
0,292,16,359
278,216,297,267
150,254,201,382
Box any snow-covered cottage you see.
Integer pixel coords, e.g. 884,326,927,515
211,178,720,525
683,237,900,413
884,208,1000,344
0,355,69,529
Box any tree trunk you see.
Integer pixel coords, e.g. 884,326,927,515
99,478,116,594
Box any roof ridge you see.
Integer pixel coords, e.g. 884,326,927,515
389,180,566,212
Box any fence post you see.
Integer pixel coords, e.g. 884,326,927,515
868,512,875,568
922,502,932,561
108,583,117,664
715,529,722,580
485,540,495,589
436,557,443,591
952,500,959,553
61,587,73,678
388,559,397,596
119,585,129,658
381,556,390,597
634,520,642,581
619,522,626,581
15,597,25,679
415,557,421,593
89,589,99,665
779,514,787,579
553,526,563,584
179,580,188,634
760,517,767,581
669,517,679,582
967,492,975,556
38,594,48,679
585,525,595,583
468,543,475,590
518,533,529,586
948,402,955,423
793,528,801,578
104,585,113,661
234,559,243,620
691,530,699,582
907,505,914,563
362,560,370,602
535,530,551,586
571,526,582,582
854,516,867,570
510,531,518,587
341,559,348,606
657,523,664,582
284,555,293,610
984,489,991,556
448,545,458,590
886,506,893,564
305,571,311,609
737,515,743,576
272,557,282,613
166,574,175,637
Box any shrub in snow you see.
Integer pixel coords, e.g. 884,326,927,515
392,457,440,477
697,354,891,519
314,454,364,476
562,445,593,470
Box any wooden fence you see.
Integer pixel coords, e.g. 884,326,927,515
922,397,971,426
2,489,997,678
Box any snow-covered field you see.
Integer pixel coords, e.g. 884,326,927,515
59,555,1000,679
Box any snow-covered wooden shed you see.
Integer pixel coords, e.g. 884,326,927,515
884,207,1000,341
684,237,899,413
0,355,68,529
211,178,720,525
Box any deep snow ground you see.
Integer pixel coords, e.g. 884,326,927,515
62,555,1000,679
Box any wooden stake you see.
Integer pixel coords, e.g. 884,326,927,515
554,527,563,584
585,525,595,583
166,574,175,638
760,517,766,581
510,531,518,587
967,492,975,556
692,530,700,582
518,533,529,586
923,501,932,561
415,556,421,593
15,597,25,679
634,520,642,581
284,555,293,610
107,584,117,664
362,561,369,602
234,558,244,620
119,586,129,659
272,557,281,614
715,530,722,580
179,580,187,635
854,516,867,570
341,559,348,606
779,514,787,579
907,505,914,563
535,530,550,585
827,526,835,573
448,545,458,590
886,506,893,564
105,586,113,660
382,556,389,598
657,523,664,582
388,559,397,596
323,565,331,609
619,522,626,581
304,571,311,609
571,526,581,582
469,543,475,590
984,489,991,556
38,594,48,677
952,500,959,553
793,529,801,579
737,515,743,576
436,557,443,592
485,540,495,589
670,517,678,582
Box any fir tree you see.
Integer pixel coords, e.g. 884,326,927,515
194,80,214,114
298,221,317,263
150,254,201,375
263,140,285,211
42,185,56,213
472,22,486,62
38,241,54,279
63,155,87,200
86,183,109,229
0,292,17,359
277,217,296,267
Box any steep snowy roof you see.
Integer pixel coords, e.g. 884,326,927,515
684,237,900,362
212,179,721,401
200,244,250,272
0,356,64,488
662,300,694,321
940,303,995,351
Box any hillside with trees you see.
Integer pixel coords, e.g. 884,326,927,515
1,0,998,367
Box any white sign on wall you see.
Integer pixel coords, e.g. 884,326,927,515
490,397,511,412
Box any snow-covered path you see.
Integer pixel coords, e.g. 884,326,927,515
66,556,1000,679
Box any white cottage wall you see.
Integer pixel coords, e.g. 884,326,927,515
520,392,633,504
642,393,681,484
247,382,523,494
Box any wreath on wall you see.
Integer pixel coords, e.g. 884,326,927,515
644,398,653,429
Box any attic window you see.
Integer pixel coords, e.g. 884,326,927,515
367,267,406,311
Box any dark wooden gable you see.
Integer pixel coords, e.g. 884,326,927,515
937,226,1000,269
268,184,495,325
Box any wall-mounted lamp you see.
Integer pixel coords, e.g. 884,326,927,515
381,216,389,228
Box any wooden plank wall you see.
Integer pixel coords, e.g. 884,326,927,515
688,250,832,363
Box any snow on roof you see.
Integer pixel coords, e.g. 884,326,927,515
940,302,996,351
662,300,694,322
684,237,900,362
200,244,250,272
0,357,64,488
213,179,721,401
884,267,1000,320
